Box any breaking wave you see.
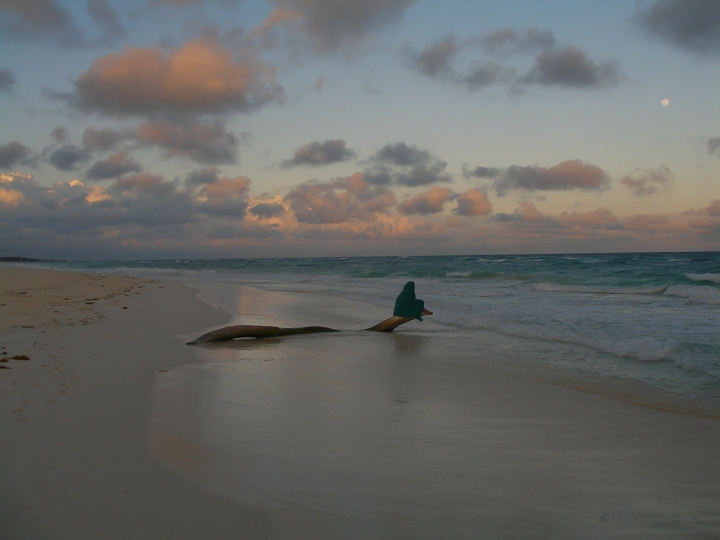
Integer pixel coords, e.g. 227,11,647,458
665,285,720,305
685,273,720,284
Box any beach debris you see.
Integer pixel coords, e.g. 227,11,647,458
187,281,431,345
159,369,168,372
187,325,339,345
123,307,129,309
0,355,30,361
0,365,10,369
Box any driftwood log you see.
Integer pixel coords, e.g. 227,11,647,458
186,316,417,345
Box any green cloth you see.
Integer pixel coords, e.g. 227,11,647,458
393,281,425,321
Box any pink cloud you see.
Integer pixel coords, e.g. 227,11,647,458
285,173,396,223
557,207,618,227
620,166,673,197
705,200,720,216
73,40,283,116
454,188,492,216
398,185,452,214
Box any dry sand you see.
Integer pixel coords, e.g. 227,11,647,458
0,267,273,539
1,267,719,540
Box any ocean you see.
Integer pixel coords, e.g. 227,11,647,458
19,251,720,400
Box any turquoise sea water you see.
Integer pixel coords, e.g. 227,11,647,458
17,251,720,399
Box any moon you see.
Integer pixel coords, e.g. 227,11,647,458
661,98,670,107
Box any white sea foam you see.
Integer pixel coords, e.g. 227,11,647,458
533,283,669,295
665,285,720,305
685,273,720,284
100,266,221,278
446,271,472,278
433,313,676,362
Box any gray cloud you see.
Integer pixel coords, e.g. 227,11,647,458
520,47,623,88
463,63,515,91
372,142,432,167
394,166,452,187
409,28,622,92
134,120,239,164
415,35,457,77
494,160,610,196
1,173,191,230
49,144,90,171
407,37,514,90
410,29,552,83
185,166,221,186
249,202,286,219
0,171,296,257
362,165,393,185
0,0,84,46
635,0,720,57
86,151,143,180
0,68,15,92
285,173,396,223
51,126,68,142
149,0,244,7
708,136,720,155
281,139,356,167
272,0,416,50
477,27,555,55
87,0,124,40
462,164,501,179
365,142,452,187
620,166,673,197
192,174,251,216
0,141,34,168
81,121,241,165
82,126,134,152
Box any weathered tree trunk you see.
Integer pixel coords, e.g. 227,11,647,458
364,316,415,332
186,325,338,345
186,316,416,345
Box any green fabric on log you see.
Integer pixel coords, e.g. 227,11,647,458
393,281,425,321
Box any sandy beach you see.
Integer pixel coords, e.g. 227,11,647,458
1,267,719,539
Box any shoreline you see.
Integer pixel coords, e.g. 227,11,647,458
2,267,719,539
0,267,279,539
182,276,720,419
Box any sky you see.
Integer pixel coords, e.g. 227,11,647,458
0,0,718,259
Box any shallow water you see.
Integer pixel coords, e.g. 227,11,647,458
26,251,720,398
147,286,720,538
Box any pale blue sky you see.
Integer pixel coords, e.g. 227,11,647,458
0,0,718,258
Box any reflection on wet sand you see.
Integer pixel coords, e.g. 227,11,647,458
148,285,720,539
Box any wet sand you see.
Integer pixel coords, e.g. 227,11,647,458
1,267,720,539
